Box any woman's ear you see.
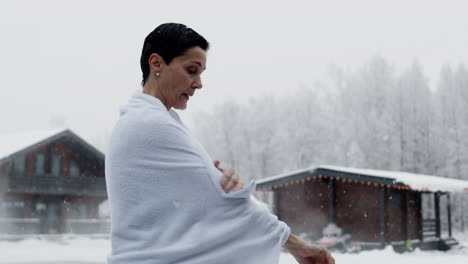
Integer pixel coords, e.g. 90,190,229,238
148,53,165,74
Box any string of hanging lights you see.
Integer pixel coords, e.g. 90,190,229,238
257,174,415,193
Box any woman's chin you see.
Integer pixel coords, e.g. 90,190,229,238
174,103,187,110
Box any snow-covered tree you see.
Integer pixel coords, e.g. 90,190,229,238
193,59,468,233
395,61,432,174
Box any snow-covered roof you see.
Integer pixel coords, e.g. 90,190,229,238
256,165,468,193
0,128,104,162
0,128,67,160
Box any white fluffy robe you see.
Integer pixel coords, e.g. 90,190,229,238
105,91,290,264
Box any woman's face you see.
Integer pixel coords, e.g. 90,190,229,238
159,46,207,110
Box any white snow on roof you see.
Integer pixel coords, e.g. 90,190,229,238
257,165,468,193
0,128,68,160
256,167,312,184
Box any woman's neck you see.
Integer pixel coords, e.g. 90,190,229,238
142,80,170,110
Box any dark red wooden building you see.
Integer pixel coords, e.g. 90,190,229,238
255,165,468,251
0,129,108,234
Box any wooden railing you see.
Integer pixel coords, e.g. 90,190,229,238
5,173,107,196
0,218,110,235
0,218,41,234
65,219,110,234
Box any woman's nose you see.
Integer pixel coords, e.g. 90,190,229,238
193,78,203,89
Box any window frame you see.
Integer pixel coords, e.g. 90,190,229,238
34,152,46,175
50,153,63,176
12,153,27,175
69,157,81,177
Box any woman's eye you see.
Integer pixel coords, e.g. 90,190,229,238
187,68,197,75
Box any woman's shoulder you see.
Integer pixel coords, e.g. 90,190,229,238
113,108,188,143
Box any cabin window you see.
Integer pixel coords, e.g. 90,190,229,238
1,200,25,218
51,153,62,176
12,154,26,174
35,153,46,175
69,158,80,177
35,201,47,211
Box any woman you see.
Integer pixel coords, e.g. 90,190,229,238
106,23,334,264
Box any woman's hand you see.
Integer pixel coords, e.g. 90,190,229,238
284,234,335,264
214,160,244,192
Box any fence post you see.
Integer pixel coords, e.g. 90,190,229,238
447,193,452,237
434,192,441,239
380,188,386,248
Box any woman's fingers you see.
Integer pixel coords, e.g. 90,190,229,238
219,167,232,188
319,247,334,264
220,170,242,192
213,160,221,170
233,181,244,192
214,161,244,192
221,168,235,190
223,172,239,191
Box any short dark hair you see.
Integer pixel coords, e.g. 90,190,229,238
140,23,210,86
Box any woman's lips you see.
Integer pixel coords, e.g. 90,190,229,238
183,93,190,100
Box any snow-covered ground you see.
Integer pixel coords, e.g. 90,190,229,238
0,234,467,264
280,245,468,264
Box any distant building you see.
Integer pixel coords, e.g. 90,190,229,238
0,129,107,234
255,165,468,251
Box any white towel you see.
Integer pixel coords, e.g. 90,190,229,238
105,91,290,264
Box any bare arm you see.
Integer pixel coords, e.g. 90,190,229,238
283,233,335,264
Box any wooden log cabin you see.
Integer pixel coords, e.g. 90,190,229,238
0,129,107,234
255,165,468,251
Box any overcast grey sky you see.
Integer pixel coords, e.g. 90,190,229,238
1,0,467,151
